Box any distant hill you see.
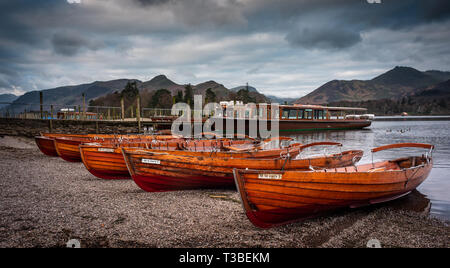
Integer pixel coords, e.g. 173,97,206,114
8,79,139,113
295,66,450,105
371,66,440,88
230,85,294,104
266,95,297,104
4,75,271,115
230,85,258,93
328,79,450,116
89,76,269,115
0,94,18,103
424,70,450,82
0,94,18,108
139,75,184,95
413,79,450,99
193,80,231,100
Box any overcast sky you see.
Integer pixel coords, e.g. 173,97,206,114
1,0,450,98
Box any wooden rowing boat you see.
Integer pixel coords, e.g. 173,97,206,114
122,142,363,192
54,135,180,162
35,136,60,157
80,139,284,180
35,133,92,157
233,143,434,228
35,133,152,157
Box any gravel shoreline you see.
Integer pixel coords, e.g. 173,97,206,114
0,136,448,248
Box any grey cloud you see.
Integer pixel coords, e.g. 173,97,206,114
144,0,246,28
245,0,450,29
246,0,450,49
51,32,103,56
286,26,362,50
1,0,450,96
0,76,11,89
134,0,171,6
0,66,24,93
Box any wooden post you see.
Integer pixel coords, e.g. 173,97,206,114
121,97,125,121
96,106,99,133
49,105,53,132
82,93,86,120
107,108,111,120
136,95,141,133
39,92,43,119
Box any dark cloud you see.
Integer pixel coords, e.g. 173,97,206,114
246,0,450,49
0,0,66,42
0,65,22,93
51,33,87,56
0,0,450,95
286,26,362,50
51,32,102,56
0,77,10,89
134,0,171,6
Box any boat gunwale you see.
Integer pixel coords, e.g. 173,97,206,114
234,159,430,175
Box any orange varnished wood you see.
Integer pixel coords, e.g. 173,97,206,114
35,136,59,156
371,143,434,153
233,145,433,228
36,133,180,158
80,139,296,180
121,144,363,192
54,135,180,162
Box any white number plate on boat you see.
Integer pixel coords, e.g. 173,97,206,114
142,159,161,165
98,148,115,153
258,174,282,180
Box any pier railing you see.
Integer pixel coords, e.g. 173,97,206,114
0,104,209,121
0,102,178,133
0,102,124,121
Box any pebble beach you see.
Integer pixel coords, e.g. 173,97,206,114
0,136,448,248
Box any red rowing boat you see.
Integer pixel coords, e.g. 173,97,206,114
35,133,92,157
233,143,434,228
35,133,181,158
122,142,363,192
80,138,293,180
54,135,180,162
80,139,253,180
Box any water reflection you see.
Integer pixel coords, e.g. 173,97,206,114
287,120,450,221
388,190,431,215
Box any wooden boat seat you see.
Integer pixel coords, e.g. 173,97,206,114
388,156,427,170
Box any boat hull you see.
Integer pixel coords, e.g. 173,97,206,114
80,139,264,180
80,146,131,180
54,138,84,162
35,136,58,157
234,157,433,228
207,118,372,135
56,135,180,163
278,119,372,132
123,148,363,192
35,133,89,157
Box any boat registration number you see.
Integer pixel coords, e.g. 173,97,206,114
258,174,282,180
98,148,115,153
142,159,161,165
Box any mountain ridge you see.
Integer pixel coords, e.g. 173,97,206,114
4,66,450,115
295,66,450,105
0,94,18,108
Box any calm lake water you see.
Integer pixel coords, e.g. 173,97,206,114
287,120,450,222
